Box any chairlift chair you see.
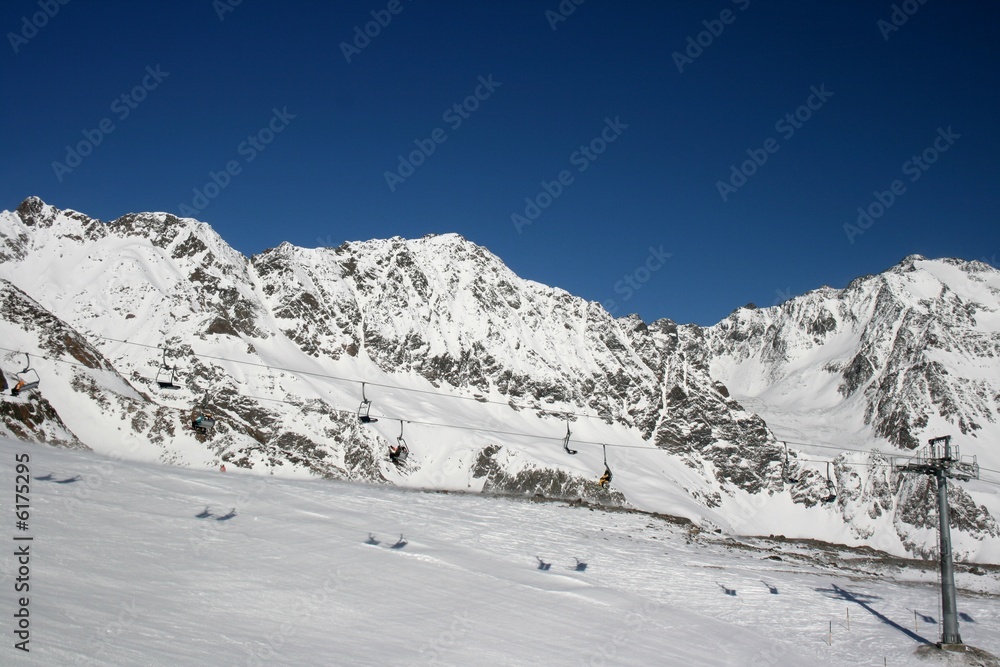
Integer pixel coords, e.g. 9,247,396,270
191,413,217,433
389,420,409,465
598,444,612,488
10,353,40,396
155,348,182,390
562,420,577,455
358,382,378,423
781,442,798,484
821,462,837,503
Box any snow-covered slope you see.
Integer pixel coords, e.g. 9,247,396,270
4,438,999,666
1,197,998,561
707,256,1000,557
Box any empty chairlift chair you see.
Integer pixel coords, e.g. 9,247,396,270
821,462,837,504
781,442,798,484
562,419,577,455
155,348,182,390
357,382,378,424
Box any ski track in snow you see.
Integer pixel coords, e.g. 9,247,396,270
2,439,998,666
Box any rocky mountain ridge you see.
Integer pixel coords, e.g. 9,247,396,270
1,197,997,560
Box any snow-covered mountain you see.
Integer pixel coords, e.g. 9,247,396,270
1,197,997,561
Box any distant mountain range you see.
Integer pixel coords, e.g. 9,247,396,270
2,196,997,561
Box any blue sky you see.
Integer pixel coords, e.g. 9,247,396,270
2,0,998,325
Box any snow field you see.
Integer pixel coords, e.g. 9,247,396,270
2,439,997,666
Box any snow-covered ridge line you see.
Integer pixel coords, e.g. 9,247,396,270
1,196,998,561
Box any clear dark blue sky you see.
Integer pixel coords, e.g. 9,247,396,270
2,0,998,325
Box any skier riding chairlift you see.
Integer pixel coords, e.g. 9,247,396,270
598,444,612,488
192,413,217,433
10,354,40,396
389,443,409,465
389,420,409,465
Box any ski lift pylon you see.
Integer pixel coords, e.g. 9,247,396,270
358,382,378,423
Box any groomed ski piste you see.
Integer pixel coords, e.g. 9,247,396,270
3,438,998,666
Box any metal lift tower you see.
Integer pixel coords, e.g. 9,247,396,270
894,435,980,648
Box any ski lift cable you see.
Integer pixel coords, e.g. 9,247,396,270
0,346,95,372
195,388,640,452
0,344,927,461
795,457,888,468
775,437,901,457
90,335,601,420
10,343,999,480
0,348,600,451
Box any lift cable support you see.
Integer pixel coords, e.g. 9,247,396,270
893,435,980,648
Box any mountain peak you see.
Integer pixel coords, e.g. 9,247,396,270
15,195,55,226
